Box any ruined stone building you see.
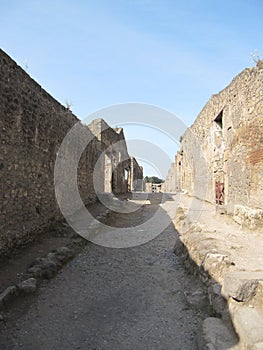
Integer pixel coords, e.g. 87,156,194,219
163,163,177,193
128,157,143,191
145,182,163,193
0,49,142,257
165,64,263,229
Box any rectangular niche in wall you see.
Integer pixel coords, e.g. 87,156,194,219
214,110,223,129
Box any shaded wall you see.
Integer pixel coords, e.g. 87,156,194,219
88,119,131,194
0,50,141,256
129,157,143,191
0,49,79,255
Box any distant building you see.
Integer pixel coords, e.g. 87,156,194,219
145,182,163,193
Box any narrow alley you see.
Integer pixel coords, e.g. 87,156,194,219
0,194,211,350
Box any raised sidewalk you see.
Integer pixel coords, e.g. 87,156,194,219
165,193,263,350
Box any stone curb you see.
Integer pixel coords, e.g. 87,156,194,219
222,271,263,302
197,317,238,350
0,209,112,317
0,286,18,309
0,242,85,314
229,300,263,348
173,235,241,349
173,211,263,350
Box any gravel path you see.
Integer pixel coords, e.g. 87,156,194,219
0,196,211,350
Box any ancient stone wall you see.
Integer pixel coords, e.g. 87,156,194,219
164,162,177,192
145,182,163,193
165,65,263,228
129,157,143,191
0,49,141,256
0,49,78,255
88,119,131,194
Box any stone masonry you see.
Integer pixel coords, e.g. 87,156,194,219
0,49,142,257
165,64,263,229
129,157,143,191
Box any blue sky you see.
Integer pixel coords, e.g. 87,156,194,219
1,0,262,176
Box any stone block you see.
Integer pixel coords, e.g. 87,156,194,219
202,252,234,282
0,286,17,308
229,300,263,346
233,205,263,230
222,271,263,302
55,246,74,261
17,278,37,294
29,257,58,279
208,283,227,318
197,317,238,350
